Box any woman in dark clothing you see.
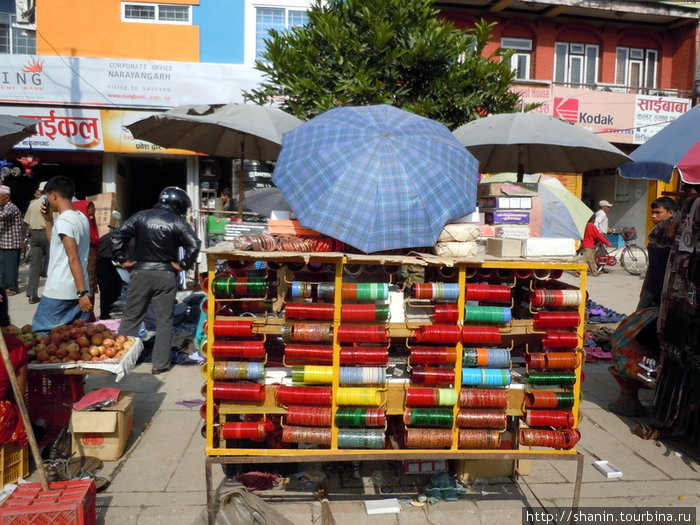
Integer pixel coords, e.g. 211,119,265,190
95,230,123,320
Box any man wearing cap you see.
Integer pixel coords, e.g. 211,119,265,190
0,185,23,298
23,182,49,304
594,200,614,234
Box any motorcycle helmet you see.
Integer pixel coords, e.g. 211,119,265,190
158,186,191,216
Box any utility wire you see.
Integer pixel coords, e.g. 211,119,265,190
35,28,118,107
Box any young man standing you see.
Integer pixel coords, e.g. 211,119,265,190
637,197,676,309
31,176,92,333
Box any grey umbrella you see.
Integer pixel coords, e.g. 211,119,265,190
452,112,631,180
243,187,292,218
126,103,303,215
0,114,39,154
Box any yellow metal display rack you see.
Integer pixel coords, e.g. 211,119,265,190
202,248,587,524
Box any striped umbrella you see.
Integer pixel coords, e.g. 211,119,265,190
272,105,479,253
619,104,700,183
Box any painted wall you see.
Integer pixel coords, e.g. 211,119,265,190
36,0,200,62
194,0,244,64
443,9,697,92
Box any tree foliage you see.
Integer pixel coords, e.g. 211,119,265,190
245,0,522,129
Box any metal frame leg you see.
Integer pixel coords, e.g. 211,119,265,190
206,456,216,525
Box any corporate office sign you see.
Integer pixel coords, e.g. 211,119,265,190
0,54,262,108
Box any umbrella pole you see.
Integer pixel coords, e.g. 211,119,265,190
238,147,245,220
0,332,50,490
517,148,525,182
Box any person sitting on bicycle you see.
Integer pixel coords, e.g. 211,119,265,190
594,199,614,234
637,197,677,309
582,214,611,276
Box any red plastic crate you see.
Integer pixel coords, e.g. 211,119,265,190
27,374,85,446
0,480,96,525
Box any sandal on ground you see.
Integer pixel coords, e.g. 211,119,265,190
45,455,110,491
633,424,671,440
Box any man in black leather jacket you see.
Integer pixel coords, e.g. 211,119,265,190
112,187,201,374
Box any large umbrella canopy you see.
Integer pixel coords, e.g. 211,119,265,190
126,103,303,158
618,104,700,183
484,173,593,239
244,187,291,218
453,112,631,178
273,104,479,253
127,103,303,216
0,115,40,154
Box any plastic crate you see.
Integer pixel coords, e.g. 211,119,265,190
0,442,28,485
604,233,625,248
28,375,85,446
0,480,96,525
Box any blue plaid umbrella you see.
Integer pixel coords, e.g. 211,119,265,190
272,105,479,253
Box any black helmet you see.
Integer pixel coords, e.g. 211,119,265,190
158,186,191,216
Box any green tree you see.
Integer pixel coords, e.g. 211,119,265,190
245,0,522,129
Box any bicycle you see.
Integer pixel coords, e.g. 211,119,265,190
594,226,648,275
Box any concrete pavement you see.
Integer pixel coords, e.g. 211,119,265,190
10,263,699,524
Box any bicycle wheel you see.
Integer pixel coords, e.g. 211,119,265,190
620,245,648,275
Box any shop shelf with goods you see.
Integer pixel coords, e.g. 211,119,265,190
202,248,586,520
200,248,588,519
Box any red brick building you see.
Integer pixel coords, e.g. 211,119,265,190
438,0,699,234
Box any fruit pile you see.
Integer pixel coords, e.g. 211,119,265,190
3,320,136,364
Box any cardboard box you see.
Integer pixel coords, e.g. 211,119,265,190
87,192,118,238
71,391,135,461
267,219,321,237
477,182,538,197
402,460,448,474
495,225,530,239
455,459,516,482
484,210,530,225
478,196,533,210
486,238,522,257
521,237,576,257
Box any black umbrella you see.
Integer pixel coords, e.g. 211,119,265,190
126,104,303,216
0,114,39,154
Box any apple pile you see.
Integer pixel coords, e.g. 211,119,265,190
3,320,136,364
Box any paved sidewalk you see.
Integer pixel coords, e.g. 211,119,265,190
10,264,699,524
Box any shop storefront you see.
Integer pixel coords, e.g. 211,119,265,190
0,53,263,215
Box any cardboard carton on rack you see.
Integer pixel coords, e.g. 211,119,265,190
267,219,322,237
478,196,533,210
521,237,576,257
486,238,522,257
477,181,538,198
495,225,531,239
484,210,530,225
